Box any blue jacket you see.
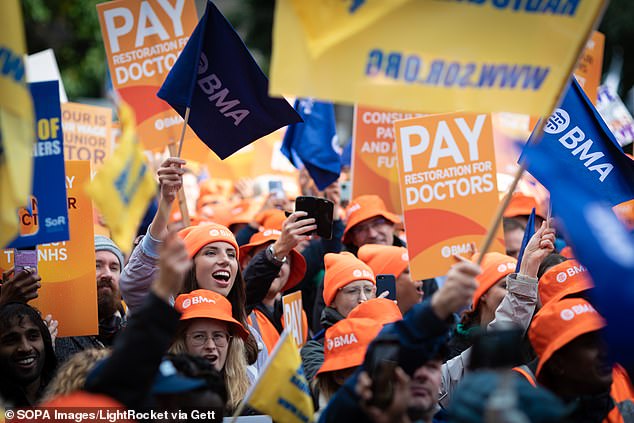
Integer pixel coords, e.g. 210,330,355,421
318,298,452,422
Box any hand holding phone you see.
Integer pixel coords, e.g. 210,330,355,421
294,196,334,239
376,274,397,301
365,337,401,409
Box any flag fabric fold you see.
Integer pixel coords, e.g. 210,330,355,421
85,103,156,253
0,0,35,248
157,0,301,160
282,99,341,190
521,78,634,206
245,329,314,423
523,141,634,366
514,208,536,272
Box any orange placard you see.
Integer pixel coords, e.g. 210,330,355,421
394,112,505,280
282,291,305,348
574,31,605,104
352,106,425,214
97,0,199,150
62,102,113,170
1,161,98,337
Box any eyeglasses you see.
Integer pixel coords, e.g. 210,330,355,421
187,331,232,348
350,217,390,236
339,284,376,299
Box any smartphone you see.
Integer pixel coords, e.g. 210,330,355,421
295,196,334,239
376,274,397,301
339,181,351,203
268,180,285,200
365,337,400,408
14,246,38,274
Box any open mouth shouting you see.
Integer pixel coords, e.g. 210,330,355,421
212,270,232,287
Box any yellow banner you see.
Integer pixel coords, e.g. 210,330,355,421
271,0,605,116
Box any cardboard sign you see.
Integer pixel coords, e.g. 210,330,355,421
282,291,305,348
1,161,98,337
573,31,605,104
8,81,69,248
25,49,68,102
394,112,505,280
352,105,425,214
597,85,634,147
62,102,113,170
271,0,605,116
96,0,199,150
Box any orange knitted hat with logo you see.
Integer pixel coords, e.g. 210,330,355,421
529,298,605,377
178,223,239,259
323,252,375,307
539,260,594,306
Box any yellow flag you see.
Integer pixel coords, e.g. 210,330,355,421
85,103,156,253
0,0,35,248
289,0,408,58
272,0,606,116
246,330,314,423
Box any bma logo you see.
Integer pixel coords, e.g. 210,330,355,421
209,228,232,238
556,272,568,283
352,269,373,279
347,203,361,217
544,108,570,134
182,296,216,309
262,229,282,237
560,309,575,321
496,263,515,273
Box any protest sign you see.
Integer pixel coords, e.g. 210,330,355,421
394,112,504,280
282,291,305,348
1,161,98,337
271,0,605,116
8,81,69,248
96,0,199,150
597,85,634,147
352,105,425,214
62,102,113,170
25,49,68,102
573,31,604,104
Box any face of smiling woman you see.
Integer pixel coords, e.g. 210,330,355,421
194,242,239,297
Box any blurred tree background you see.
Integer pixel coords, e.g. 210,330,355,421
22,0,634,110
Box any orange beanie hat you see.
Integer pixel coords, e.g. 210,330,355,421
323,252,375,307
317,317,382,375
357,244,409,278
539,260,594,306
529,298,605,377
471,252,517,309
178,223,239,259
348,297,402,325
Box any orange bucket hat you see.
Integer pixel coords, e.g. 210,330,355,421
228,199,257,228
348,298,402,325
174,289,249,340
254,209,287,231
317,317,382,375
343,195,401,243
357,244,409,278
539,260,594,306
471,252,517,309
239,228,307,291
178,223,239,259
529,298,605,377
503,192,545,219
323,252,375,307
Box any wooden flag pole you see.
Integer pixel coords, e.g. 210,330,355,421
168,142,191,227
476,4,607,265
176,106,191,158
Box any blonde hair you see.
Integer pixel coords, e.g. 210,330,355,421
40,348,111,403
170,321,250,412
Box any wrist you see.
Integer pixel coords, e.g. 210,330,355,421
267,244,287,265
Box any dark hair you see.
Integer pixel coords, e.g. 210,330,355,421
537,254,568,280
180,263,259,365
0,303,58,401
